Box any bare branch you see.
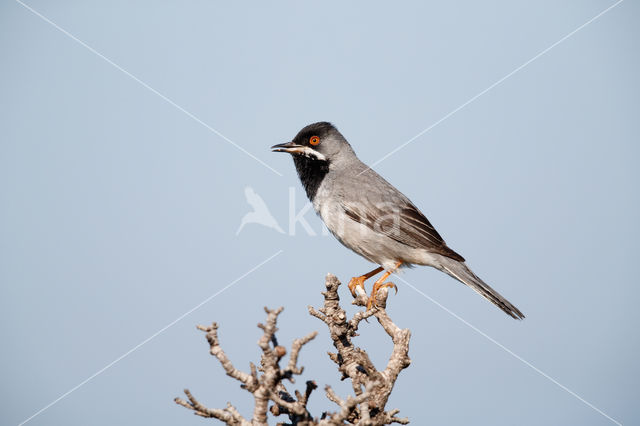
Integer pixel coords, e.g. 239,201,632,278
309,274,411,424
324,385,344,407
257,306,284,353
176,274,412,425
174,389,249,425
285,330,318,378
195,323,258,392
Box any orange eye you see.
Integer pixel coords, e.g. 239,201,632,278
309,136,320,145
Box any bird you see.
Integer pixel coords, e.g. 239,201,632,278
271,122,524,319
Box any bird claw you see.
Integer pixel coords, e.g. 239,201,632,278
366,282,398,310
347,275,367,298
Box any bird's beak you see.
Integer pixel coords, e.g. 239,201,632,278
271,141,327,160
270,141,302,154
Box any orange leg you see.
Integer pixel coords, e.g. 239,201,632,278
367,262,402,310
348,266,384,297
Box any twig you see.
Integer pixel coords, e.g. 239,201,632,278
175,274,412,425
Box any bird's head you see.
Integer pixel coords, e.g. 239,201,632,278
271,122,354,164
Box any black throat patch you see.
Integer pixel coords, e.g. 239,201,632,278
293,155,330,202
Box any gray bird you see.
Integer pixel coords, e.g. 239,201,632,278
271,122,524,319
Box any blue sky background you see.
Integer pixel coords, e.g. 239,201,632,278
1,1,638,425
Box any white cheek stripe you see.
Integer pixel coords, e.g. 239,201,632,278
290,146,327,161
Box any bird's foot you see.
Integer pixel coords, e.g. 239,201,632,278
348,275,368,298
366,281,398,310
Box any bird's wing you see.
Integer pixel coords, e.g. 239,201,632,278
340,196,465,262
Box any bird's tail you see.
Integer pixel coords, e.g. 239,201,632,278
439,258,525,320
